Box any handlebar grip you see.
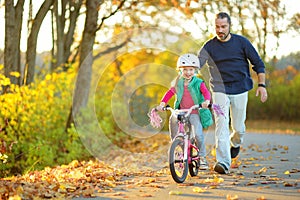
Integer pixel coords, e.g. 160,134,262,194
198,103,212,108
162,105,170,111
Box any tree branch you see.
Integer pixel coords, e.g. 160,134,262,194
93,37,130,59
96,0,127,32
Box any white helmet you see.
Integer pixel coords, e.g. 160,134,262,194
176,53,200,70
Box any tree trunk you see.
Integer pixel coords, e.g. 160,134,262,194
51,0,82,71
65,0,101,130
52,0,65,71
4,0,25,87
24,0,54,85
63,0,82,68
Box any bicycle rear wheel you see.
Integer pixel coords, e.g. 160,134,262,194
189,143,199,177
189,160,199,177
169,138,188,183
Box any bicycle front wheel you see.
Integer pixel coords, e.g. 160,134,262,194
169,138,188,183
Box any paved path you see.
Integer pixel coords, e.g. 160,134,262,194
75,132,300,200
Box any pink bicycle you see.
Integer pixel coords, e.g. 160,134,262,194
163,104,206,183
149,103,223,183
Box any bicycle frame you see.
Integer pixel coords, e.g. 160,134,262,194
165,104,204,183
166,105,201,164
174,113,200,165
149,103,223,183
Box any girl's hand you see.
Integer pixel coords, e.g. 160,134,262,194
156,102,166,111
201,100,210,108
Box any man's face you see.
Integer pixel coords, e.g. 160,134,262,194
215,18,230,41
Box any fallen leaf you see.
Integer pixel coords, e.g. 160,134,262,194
8,195,22,200
226,194,239,200
169,190,182,195
260,181,277,184
204,174,224,184
246,181,257,186
211,148,216,157
254,167,268,175
192,187,206,193
140,193,153,197
280,158,288,161
290,168,300,173
283,182,294,187
283,146,289,151
231,158,241,168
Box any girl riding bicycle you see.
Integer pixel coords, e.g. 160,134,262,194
156,53,213,170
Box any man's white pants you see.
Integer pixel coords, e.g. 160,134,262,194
212,92,248,169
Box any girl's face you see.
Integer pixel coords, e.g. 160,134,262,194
181,66,196,80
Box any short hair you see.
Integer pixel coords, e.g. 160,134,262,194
216,12,231,25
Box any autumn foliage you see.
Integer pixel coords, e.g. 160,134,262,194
0,65,90,177
248,64,300,121
1,50,300,178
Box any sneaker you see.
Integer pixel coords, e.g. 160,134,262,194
230,146,240,158
213,162,228,174
199,157,209,170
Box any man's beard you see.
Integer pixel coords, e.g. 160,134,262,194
218,31,230,41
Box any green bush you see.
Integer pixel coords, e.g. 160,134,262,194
248,70,300,121
0,67,90,177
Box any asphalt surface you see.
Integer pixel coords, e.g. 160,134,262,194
74,132,300,200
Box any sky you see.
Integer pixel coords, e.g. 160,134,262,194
0,0,299,58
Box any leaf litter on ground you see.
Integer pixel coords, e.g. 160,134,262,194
1,133,300,199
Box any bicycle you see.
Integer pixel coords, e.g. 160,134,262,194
148,103,224,183
162,104,208,183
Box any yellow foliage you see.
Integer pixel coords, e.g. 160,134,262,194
10,71,21,78
0,67,81,176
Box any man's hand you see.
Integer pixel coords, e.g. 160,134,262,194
256,87,268,103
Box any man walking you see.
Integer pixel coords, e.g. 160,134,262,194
198,12,268,174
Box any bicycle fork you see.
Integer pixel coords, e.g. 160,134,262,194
183,134,189,164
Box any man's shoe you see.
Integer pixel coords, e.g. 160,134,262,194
213,162,228,174
199,157,209,170
230,146,240,158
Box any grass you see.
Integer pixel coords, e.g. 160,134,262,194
246,120,300,135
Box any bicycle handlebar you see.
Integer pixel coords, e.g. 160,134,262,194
163,104,211,118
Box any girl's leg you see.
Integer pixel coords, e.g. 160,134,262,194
212,92,231,169
189,114,205,156
169,115,178,140
229,92,248,148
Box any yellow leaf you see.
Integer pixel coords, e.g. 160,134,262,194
8,195,22,200
10,71,21,78
257,196,266,200
192,187,206,193
45,74,52,80
254,167,267,175
211,148,216,157
169,190,182,195
284,170,290,175
59,184,66,190
227,194,239,200
106,180,116,187
213,174,224,183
